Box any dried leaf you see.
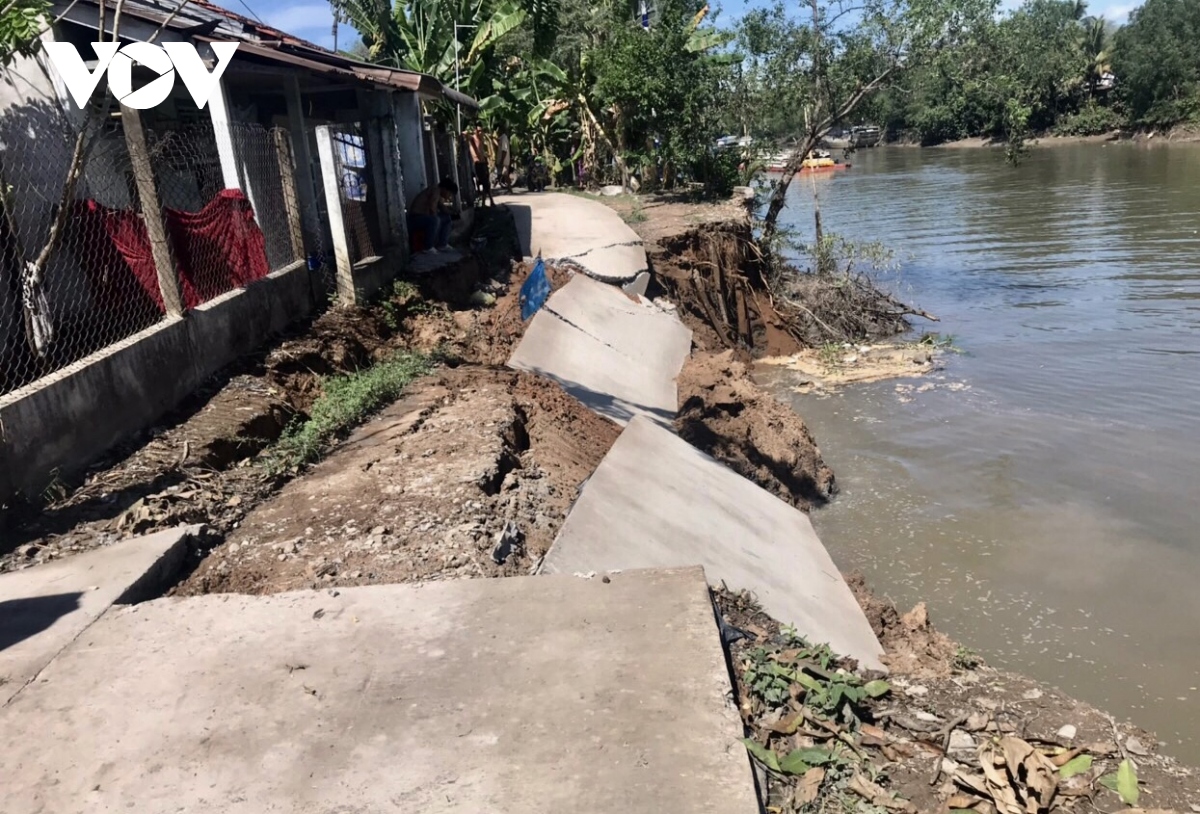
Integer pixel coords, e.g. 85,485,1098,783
1050,747,1084,768
848,772,918,813
1058,754,1093,779
742,738,780,772
796,767,825,805
979,737,1059,814
768,710,804,735
951,769,992,798
861,723,887,741
1116,759,1140,806
947,793,983,809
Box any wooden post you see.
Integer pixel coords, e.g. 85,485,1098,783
273,129,306,264
120,104,185,317
314,125,355,305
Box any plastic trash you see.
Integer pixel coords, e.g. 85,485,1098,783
520,256,551,320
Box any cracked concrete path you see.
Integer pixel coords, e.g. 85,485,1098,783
0,567,758,814
508,274,692,426
498,192,647,283
541,417,887,670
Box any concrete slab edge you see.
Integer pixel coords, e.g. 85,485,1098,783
1,524,202,708
112,524,205,605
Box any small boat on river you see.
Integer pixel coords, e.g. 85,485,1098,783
765,149,851,174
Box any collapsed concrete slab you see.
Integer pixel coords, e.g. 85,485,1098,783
0,525,197,705
500,192,647,283
0,567,757,814
541,417,886,670
508,274,692,426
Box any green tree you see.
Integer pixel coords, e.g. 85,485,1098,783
329,0,548,98
745,0,997,241
1080,15,1111,98
1113,0,1200,125
0,0,49,65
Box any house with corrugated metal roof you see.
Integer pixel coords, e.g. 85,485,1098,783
0,0,480,503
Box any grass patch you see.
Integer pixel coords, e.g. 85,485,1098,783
266,351,432,474
953,645,983,670
622,204,648,224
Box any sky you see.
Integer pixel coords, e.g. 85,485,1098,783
239,1,343,49
233,0,1140,55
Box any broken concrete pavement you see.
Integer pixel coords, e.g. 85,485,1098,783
540,416,885,671
2,567,758,814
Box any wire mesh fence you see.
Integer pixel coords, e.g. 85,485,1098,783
0,108,163,397
328,124,381,266
0,113,306,398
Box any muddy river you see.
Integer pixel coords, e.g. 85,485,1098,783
758,143,1200,759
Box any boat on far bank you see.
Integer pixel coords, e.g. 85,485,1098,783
765,148,851,174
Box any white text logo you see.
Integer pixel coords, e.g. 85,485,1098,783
44,41,240,110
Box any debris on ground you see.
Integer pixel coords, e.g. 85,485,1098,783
714,585,1200,814
759,342,943,393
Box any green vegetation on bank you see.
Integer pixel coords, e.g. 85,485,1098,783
267,352,432,474
861,0,1200,145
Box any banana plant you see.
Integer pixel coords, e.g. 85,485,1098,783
330,0,558,94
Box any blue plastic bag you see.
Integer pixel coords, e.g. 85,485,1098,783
520,257,551,320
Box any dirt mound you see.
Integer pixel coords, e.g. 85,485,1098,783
399,259,574,365
175,367,619,596
651,221,804,357
675,349,835,511
845,571,958,679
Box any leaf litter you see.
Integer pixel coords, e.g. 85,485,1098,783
714,585,1200,814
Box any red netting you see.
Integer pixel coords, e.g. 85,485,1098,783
73,189,270,313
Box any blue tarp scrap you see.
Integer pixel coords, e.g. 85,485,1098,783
520,256,551,320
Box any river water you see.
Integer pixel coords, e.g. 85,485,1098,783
758,143,1200,759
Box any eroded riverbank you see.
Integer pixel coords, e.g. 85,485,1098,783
3,187,1198,811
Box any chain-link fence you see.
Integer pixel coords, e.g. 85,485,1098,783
328,124,381,265
0,112,305,398
0,107,163,397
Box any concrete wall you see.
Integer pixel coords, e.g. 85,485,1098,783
0,261,314,502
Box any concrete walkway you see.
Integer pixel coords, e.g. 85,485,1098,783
540,417,886,670
0,526,197,705
508,274,692,426
498,192,647,284
0,568,758,814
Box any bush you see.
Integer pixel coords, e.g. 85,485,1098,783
1053,102,1126,136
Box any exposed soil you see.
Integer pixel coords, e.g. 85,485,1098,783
175,367,618,595
8,189,1198,811
676,349,836,510
651,218,807,357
